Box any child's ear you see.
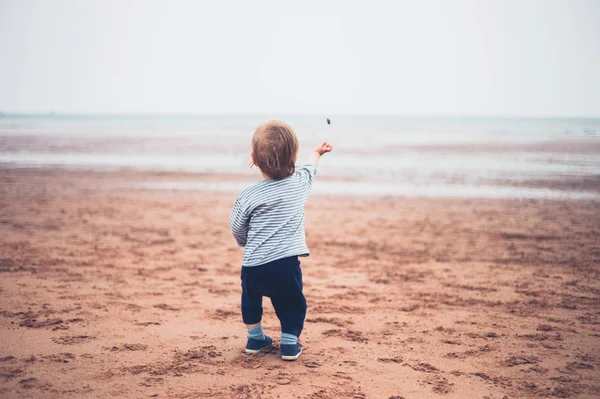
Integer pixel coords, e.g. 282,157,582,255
250,151,256,167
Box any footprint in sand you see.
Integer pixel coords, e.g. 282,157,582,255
1,368,24,381
51,335,96,345
41,353,75,363
19,377,51,390
106,343,148,352
153,303,180,311
275,372,292,385
303,360,322,368
322,328,368,343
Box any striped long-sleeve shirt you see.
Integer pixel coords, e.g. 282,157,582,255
229,164,317,267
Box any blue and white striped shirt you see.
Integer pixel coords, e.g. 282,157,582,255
230,164,317,267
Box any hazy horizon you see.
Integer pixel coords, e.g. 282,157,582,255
1,0,599,117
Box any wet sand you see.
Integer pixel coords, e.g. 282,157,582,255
1,169,599,398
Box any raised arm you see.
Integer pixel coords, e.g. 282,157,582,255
297,142,333,194
305,141,333,169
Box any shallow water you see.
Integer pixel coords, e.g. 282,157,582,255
2,114,599,199
135,180,600,200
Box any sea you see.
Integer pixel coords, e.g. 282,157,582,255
1,114,599,199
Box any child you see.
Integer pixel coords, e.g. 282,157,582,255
229,120,332,361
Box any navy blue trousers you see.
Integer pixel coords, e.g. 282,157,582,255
241,256,307,338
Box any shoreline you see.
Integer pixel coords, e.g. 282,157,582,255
2,133,599,201
2,167,600,200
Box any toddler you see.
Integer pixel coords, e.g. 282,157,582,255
229,120,332,361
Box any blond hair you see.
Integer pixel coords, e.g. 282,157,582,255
251,120,299,180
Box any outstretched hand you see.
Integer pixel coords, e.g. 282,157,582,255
315,142,333,156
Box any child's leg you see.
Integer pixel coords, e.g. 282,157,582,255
269,258,307,340
241,266,272,352
271,290,307,339
241,267,264,327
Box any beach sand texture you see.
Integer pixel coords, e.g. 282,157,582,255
1,169,599,398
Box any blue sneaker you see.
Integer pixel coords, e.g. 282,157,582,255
280,342,303,361
245,335,273,354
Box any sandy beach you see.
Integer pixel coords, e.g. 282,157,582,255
1,168,599,399
2,0,600,396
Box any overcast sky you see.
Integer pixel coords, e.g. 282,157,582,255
1,0,599,116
